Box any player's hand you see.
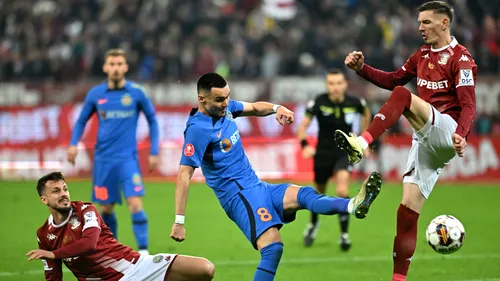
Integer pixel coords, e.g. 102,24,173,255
26,249,55,261
276,106,294,126
302,145,316,159
452,133,467,157
170,223,186,242
148,155,159,172
345,51,365,71
67,146,78,165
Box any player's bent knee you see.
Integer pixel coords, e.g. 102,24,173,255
282,185,302,211
100,204,114,214
401,183,426,213
126,196,143,213
166,256,215,281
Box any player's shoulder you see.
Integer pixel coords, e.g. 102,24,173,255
36,219,50,237
71,201,97,213
453,44,476,63
126,81,148,95
184,111,210,134
88,83,108,96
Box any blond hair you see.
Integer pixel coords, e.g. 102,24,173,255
105,48,127,60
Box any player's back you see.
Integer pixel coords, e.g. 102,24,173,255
412,37,477,122
85,81,147,160
37,201,140,281
181,100,261,206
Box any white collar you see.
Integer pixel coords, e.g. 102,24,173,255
48,207,73,228
431,36,458,52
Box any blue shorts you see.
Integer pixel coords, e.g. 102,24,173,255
91,159,144,205
223,182,296,249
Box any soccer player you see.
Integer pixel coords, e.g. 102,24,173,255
170,72,383,281
298,68,371,250
67,49,159,254
335,2,477,281
26,172,215,281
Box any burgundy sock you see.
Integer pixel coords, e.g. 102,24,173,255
392,204,419,281
362,86,412,145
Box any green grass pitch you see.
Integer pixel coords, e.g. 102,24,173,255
1,179,499,281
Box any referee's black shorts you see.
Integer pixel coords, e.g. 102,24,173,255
313,152,353,185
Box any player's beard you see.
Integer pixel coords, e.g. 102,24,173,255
50,198,71,214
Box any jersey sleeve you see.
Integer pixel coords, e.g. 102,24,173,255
179,124,211,168
70,89,96,146
81,204,102,231
37,229,63,281
305,99,317,118
228,100,244,118
137,89,160,156
356,49,418,90
453,52,477,138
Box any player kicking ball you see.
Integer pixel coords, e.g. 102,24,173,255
27,172,215,281
334,2,477,281
170,72,382,281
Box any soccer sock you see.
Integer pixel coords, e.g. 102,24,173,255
297,186,349,215
131,210,149,250
311,212,319,225
361,86,412,145
392,204,420,281
339,197,350,234
253,242,283,281
102,212,118,239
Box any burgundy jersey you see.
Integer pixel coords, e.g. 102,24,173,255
357,37,477,137
36,201,140,281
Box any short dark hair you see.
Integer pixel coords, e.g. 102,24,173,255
197,73,227,94
417,1,454,23
327,68,344,75
37,172,66,196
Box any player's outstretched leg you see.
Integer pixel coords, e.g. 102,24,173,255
100,204,118,239
253,228,284,281
334,86,412,163
165,255,215,281
297,172,382,219
303,183,326,247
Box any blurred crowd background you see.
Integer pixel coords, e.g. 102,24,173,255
0,0,499,135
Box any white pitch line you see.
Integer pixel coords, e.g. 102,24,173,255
455,279,500,281
2,253,500,277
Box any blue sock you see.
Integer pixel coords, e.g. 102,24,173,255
253,242,283,281
102,212,118,239
131,210,149,250
297,186,349,215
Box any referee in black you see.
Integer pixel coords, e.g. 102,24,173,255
298,68,371,250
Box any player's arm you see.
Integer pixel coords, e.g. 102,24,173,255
138,89,160,156
298,99,316,148
68,89,97,164
51,211,101,259
453,53,477,140
171,125,211,241
234,100,294,125
29,231,63,281
346,51,417,90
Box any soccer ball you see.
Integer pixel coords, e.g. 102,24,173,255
426,215,465,254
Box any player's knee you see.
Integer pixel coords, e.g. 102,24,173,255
297,186,319,209
198,258,215,280
100,204,114,214
126,197,143,213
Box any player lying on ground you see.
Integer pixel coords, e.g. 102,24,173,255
298,68,371,250
334,1,477,281
169,72,383,281
26,171,215,281
68,49,159,254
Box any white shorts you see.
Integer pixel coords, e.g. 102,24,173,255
402,104,457,199
120,253,178,281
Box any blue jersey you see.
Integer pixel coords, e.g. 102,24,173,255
180,100,261,206
70,81,159,161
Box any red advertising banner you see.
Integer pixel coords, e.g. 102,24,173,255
1,105,499,181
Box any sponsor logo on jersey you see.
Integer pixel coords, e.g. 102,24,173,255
63,256,79,262
47,233,57,241
121,93,132,106
417,78,449,90
458,69,474,86
42,259,53,271
220,130,240,153
428,62,435,69
438,52,451,65
132,173,142,185
184,144,195,156
84,211,97,223
374,113,386,120
226,111,234,121
422,53,429,59
100,110,135,119
458,55,470,62
81,204,89,211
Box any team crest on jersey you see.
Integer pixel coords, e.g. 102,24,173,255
132,173,142,185
438,53,451,65
121,94,132,106
99,110,107,119
226,111,234,121
69,217,81,230
153,255,164,263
